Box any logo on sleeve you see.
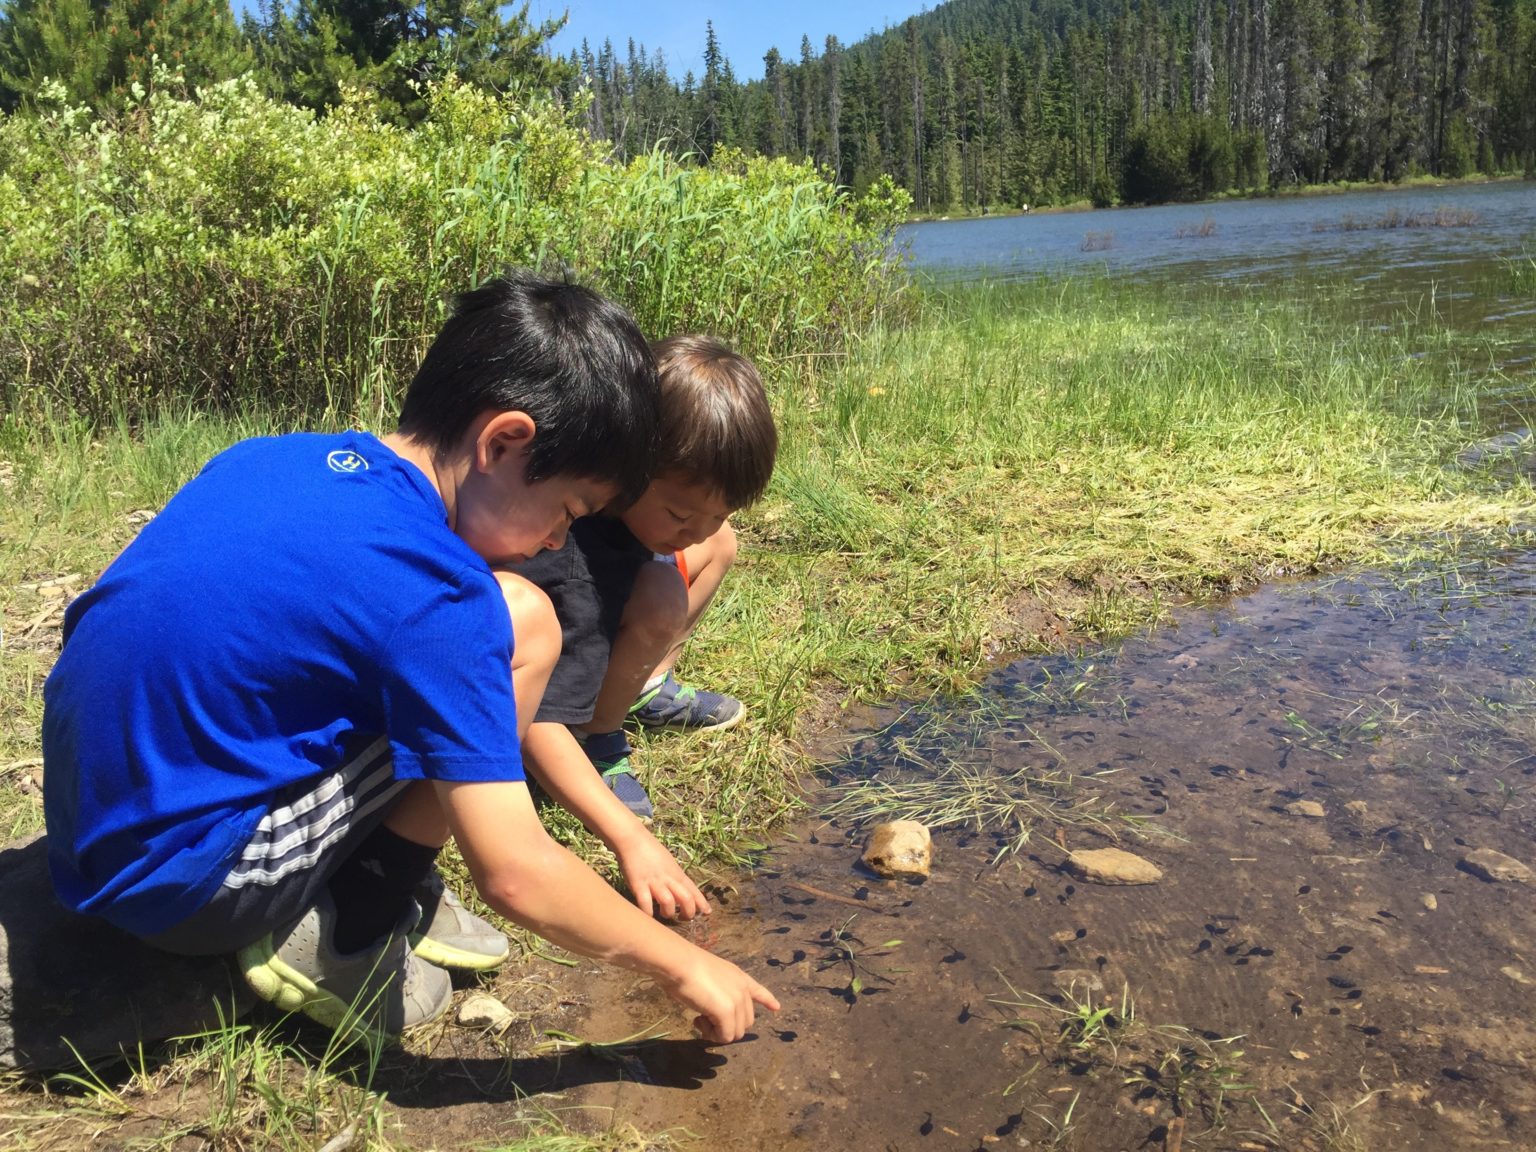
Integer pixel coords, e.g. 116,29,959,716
326,449,369,474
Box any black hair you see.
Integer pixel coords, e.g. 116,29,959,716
397,270,659,505
651,335,778,509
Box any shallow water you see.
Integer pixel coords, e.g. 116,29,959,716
903,181,1536,433
464,550,1536,1151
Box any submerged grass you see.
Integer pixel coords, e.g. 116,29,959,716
2,273,1534,1146
991,976,1259,1143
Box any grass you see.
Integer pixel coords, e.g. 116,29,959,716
990,976,1257,1142
3,272,1535,1146
1312,206,1484,231
1505,250,1536,295
2,1006,392,1152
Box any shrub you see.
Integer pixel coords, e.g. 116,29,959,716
0,70,909,424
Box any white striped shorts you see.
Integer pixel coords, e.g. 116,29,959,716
143,734,408,956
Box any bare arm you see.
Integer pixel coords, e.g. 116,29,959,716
522,721,710,919
438,777,774,1042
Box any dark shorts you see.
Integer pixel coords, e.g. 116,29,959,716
511,517,659,726
143,735,407,956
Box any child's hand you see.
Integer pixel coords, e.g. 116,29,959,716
657,950,780,1044
616,829,712,920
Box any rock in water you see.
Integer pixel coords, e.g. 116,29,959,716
1066,847,1163,885
1,834,254,1071
1459,848,1535,884
1285,800,1327,819
861,822,932,878
1455,428,1532,470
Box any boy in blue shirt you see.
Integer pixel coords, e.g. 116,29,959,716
511,335,776,920
42,273,778,1044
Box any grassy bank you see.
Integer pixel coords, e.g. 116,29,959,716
2,274,1533,1148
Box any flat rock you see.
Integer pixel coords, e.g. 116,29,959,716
455,992,515,1033
1285,800,1327,819
1,834,254,1071
1065,847,1163,886
861,821,932,879
1460,848,1534,884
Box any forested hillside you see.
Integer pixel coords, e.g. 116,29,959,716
1,0,1531,210
566,0,1536,207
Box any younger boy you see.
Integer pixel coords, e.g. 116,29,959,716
42,274,777,1044
510,335,776,919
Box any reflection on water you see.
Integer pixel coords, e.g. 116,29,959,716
832,550,1536,835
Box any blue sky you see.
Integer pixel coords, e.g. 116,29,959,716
527,2,930,82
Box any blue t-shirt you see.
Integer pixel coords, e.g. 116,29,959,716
42,432,524,936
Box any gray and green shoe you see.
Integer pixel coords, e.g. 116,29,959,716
629,673,743,732
409,870,509,972
238,890,451,1043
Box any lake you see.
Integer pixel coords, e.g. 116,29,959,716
899,180,1536,287
902,180,1536,415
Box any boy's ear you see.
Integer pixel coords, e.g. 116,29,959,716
475,410,537,473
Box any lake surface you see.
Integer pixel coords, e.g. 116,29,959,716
900,180,1536,286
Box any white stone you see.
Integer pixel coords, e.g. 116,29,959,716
455,993,515,1033
1460,848,1534,884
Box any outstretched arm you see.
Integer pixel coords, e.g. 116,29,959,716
439,777,776,1043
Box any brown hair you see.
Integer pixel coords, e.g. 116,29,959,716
651,335,778,509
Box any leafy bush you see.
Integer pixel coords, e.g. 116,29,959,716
0,70,909,423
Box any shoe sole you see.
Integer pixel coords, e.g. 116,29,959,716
631,704,747,734
238,935,395,1045
409,932,509,972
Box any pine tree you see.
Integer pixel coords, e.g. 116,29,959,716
0,0,247,109
0,0,111,109
247,0,569,119
824,35,843,182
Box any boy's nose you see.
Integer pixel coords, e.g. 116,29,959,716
543,521,570,551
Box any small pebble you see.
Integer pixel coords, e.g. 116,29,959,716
1421,893,1438,912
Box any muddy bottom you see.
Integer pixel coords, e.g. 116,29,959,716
375,553,1536,1152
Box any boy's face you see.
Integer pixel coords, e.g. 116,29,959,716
621,473,733,554
454,411,617,565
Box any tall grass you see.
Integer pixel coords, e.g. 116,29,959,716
0,72,909,425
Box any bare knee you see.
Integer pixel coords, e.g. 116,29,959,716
622,560,689,648
496,571,560,677
690,520,738,576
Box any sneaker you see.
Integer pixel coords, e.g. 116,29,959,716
409,870,509,972
238,891,452,1042
628,673,744,732
582,731,655,822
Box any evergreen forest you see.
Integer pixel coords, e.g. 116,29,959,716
569,0,1536,207
1,0,1533,209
